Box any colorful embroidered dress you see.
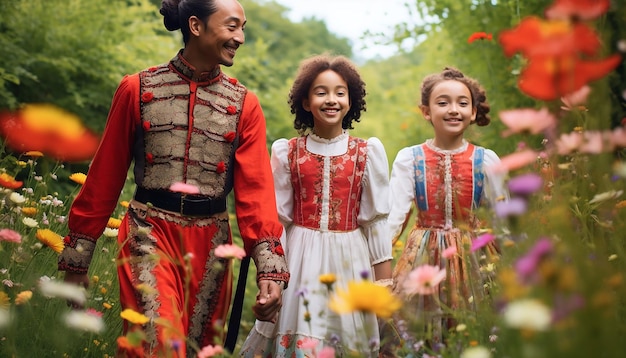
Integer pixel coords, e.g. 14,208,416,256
388,139,506,342
241,132,392,357
58,51,288,357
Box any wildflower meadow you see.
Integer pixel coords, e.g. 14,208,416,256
1,0,626,357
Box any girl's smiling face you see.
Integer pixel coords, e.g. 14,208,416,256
303,69,350,139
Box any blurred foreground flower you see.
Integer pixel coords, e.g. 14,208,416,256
197,344,224,358
38,278,87,305
15,290,33,305
0,104,100,162
63,309,105,333
0,173,23,189
329,280,401,318
169,181,200,194
460,346,492,358
503,298,552,331
35,229,65,253
402,264,447,296
120,308,150,325
214,243,246,260
0,228,22,243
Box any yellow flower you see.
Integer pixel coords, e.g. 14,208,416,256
0,292,10,309
103,302,113,309
24,151,44,157
16,161,27,168
120,201,130,208
36,229,65,253
69,173,87,185
319,273,337,285
120,308,149,325
21,207,37,216
107,217,122,229
615,200,626,209
328,280,401,318
15,290,33,305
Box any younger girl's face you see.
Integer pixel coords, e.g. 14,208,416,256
303,69,350,138
421,79,476,141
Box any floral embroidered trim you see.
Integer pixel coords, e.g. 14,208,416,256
252,238,289,288
58,233,97,273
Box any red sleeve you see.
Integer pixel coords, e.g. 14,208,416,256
67,74,140,240
233,91,284,253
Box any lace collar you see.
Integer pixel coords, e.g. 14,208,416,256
308,130,348,144
425,138,468,154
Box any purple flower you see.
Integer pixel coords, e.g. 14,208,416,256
515,237,553,283
508,173,544,196
495,197,528,217
471,233,496,252
360,269,370,280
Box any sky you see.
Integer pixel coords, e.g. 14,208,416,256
272,0,418,61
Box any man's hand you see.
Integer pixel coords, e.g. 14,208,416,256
251,280,283,323
63,271,89,309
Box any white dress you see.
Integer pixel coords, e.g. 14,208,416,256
240,131,392,357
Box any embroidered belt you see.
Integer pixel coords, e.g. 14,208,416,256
134,187,227,216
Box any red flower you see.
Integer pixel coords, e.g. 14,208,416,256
223,131,236,143
216,161,226,173
63,236,71,244
499,17,602,59
0,104,100,162
275,246,284,256
226,105,237,115
0,173,23,190
518,55,621,100
228,78,238,85
142,121,151,131
467,32,492,44
141,92,154,103
545,0,610,21
146,152,154,164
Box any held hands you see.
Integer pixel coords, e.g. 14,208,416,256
252,279,283,323
63,271,89,309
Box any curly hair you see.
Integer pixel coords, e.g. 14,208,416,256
420,67,491,126
160,0,218,44
288,54,367,134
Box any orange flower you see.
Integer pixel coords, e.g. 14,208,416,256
24,150,44,157
499,16,621,100
69,172,87,185
107,217,122,229
0,173,23,189
467,32,492,44
21,207,37,216
0,104,100,162
36,229,65,253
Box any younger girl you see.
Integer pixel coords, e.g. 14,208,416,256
241,54,393,357
383,67,507,353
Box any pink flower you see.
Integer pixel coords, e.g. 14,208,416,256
197,344,224,358
214,244,246,260
580,131,605,154
561,85,591,111
515,237,553,283
299,337,319,350
508,173,544,196
489,149,538,174
318,347,336,358
499,108,556,137
169,182,200,195
556,131,584,155
402,265,447,296
471,233,496,252
545,0,610,21
442,246,458,259
495,198,528,218
0,228,22,243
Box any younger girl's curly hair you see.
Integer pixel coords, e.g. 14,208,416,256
288,54,367,134
420,67,491,126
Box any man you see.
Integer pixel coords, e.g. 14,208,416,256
58,0,288,356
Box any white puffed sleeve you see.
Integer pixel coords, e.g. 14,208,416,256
483,148,509,207
270,139,293,229
358,137,393,265
387,146,417,241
